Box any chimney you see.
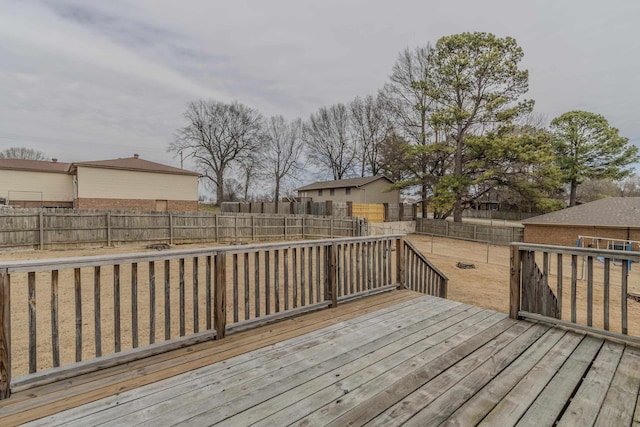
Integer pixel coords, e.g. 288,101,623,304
52,158,58,163
133,154,139,159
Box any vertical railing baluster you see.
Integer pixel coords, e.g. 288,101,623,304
233,254,239,322
28,272,36,373
131,262,138,348
265,251,271,315
94,266,101,357
179,259,185,337
587,256,593,327
284,248,289,310
193,257,199,333
343,243,348,294
292,248,298,308
300,247,306,306
316,246,321,302
274,250,280,313
308,246,313,304
622,261,629,335
214,252,226,339
349,243,354,295
571,254,577,323
74,268,82,362
51,270,59,367
557,254,563,320
163,260,170,341
206,256,212,330
114,264,121,351
255,252,260,317
603,258,610,331
356,242,361,293
0,268,10,399
244,252,250,320
149,261,156,344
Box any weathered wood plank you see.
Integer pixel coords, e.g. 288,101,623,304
595,346,640,427
148,262,155,344
214,253,226,339
50,270,59,368
442,329,580,426
178,258,185,337
516,336,604,427
94,266,101,357
192,257,199,333
114,264,121,352
163,260,169,341
0,268,10,399
74,268,82,363
28,271,36,373
131,262,138,348
557,340,625,426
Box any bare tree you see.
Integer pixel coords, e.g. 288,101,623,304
0,147,48,160
349,94,392,176
170,100,263,206
304,103,357,180
237,152,259,201
261,116,304,212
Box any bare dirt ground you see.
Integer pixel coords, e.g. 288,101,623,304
2,235,639,376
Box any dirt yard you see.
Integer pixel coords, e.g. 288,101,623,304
1,235,639,377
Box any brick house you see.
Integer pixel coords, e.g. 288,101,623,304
296,176,399,204
0,158,73,207
0,155,200,211
522,197,640,248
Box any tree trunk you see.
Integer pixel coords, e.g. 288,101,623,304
274,180,280,214
421,182,428,218
216,171,224,207
569,179,578,207
453,132,464,223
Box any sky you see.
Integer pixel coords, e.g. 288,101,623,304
0,0,639,177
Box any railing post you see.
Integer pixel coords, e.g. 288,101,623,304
0,268,11,399
396,237,405,289
509,245,522,319
327,243,338,308
214,252,227,339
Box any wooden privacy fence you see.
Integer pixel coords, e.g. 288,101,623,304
510,243,640,344
0,234,447,399
416,218,523,245
0,210,366,250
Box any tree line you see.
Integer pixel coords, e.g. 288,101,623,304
169,32,638,220
3,32,636,221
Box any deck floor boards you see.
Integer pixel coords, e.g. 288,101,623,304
2,290,638,426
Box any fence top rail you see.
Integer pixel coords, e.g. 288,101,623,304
0,234,405,274
512,242,640,262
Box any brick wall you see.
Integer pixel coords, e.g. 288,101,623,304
524,224,640,249
76,198,197,212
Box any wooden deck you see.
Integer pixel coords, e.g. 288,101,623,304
3,290,640,426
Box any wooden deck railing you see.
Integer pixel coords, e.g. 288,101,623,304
510,243,640,344
0,234,446,399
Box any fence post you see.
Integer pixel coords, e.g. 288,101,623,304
251,215,255,241
0,268,10,399
399,203,404,221
106,212,111,247
39,211,44,250
327,243,338,308
284,216,288,240
330,218,334,238
346,201,353,217
509,245,522,319
302,217,305,239
445,221,449,238
214,214,219,243
169,213,174,245
396,237,405,289
214,252,227,339
325,200,332,217
383,203,389,222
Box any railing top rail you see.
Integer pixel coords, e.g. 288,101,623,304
0,234,406,273
512,242,640,262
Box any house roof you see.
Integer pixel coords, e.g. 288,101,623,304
522,197,640,228
296,176,393,192
0,158,71,173
70,156,200,176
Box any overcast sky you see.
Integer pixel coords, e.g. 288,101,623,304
0,0,638,174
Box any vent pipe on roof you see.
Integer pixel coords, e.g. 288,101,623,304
133,154,139,159
52,158,58,163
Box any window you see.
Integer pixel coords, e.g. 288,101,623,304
345,188,351,195
330,189,335,196
318,190,323,196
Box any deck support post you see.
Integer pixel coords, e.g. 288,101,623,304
0,268,10,399
396,237,405,289
214,253,227,339
509,245,522,319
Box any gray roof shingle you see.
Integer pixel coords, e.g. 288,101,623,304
522,197,640,228
296,176,393,192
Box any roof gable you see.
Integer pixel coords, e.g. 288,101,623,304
522,197,640,228
296,176,394,192
71,156,200,176
0,159,71,173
